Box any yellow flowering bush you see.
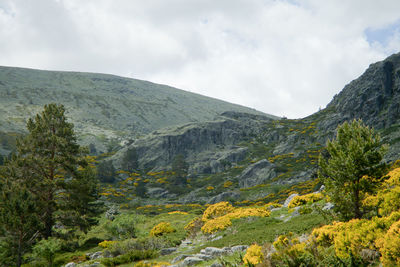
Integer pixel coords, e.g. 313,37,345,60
98,240,117,248
271,233,312,266
376,220,400,266
201,216,232,234
201,207,270,233
206,186,215,191
150,222,176,237
288,192,324,208
202,202,234,221
243,244,264,266
223,181,233,188
168,211,189,215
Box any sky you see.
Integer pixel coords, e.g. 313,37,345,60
1,0,400,118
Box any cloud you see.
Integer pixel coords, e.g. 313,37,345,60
1,0,400,118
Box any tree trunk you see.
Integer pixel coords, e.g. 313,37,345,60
354,188,362,219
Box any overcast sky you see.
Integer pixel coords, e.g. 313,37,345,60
1,0,400,118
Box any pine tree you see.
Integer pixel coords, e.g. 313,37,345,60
14,103,100,237
318,119,388,220
121,147,139,172
0,166,41,267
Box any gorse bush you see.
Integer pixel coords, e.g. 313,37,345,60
287,193,324,208
202,201,234,221
201,205,270,234
149,222,176,237
243,244,264,266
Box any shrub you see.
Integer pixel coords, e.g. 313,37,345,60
32,237,61,267
376,220,400,266
99,240,117,248
288,193,323,208
201,207,270,234
150,222,176,237
105,214,136,239
202,202,234,221
243,244,264,266
184,217,203,237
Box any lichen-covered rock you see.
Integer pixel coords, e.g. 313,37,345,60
181,256,204,266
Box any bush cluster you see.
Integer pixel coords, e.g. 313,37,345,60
287,192,324,208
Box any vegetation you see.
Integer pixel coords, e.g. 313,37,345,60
0,104,101,266
318,119,388,220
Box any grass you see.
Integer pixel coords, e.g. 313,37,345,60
200,212,326,249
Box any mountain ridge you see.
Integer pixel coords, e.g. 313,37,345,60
0,65,276,155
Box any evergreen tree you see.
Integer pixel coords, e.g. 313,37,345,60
0,167,41,267
318,119,388,220
97,160,116,183
171,154,188,186
13,103,100,237
0,154,4,165
121,147,139,172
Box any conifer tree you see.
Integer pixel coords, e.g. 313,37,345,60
318,119,388,220
14,103,100,237
0,166,41,267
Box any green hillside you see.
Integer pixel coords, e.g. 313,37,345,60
0,66,274,155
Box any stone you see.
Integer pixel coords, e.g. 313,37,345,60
210,235,223,242
160,247,177,256
181,256,204,266
322,202,334,211
231,245,249,252
193,253,213,260
204,247,225,256
283,193,299,208
210,263,223,267
86,251,103,260
65,263,77,267
105,206,119,221
171,254,190,264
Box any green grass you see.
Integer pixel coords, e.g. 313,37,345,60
200,213,326,249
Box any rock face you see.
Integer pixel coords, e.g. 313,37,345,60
112,112,273,172
238,159,276,188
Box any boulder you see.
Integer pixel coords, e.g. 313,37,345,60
182,256,204,266
283,193,299,208
65,263,77,267
160,247,177,256
322,202,334,211
231,245,249,252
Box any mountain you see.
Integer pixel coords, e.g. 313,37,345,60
2,52,400,204
108,52,400,203
0,66,276,155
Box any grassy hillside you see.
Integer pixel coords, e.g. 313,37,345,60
0,66,274,155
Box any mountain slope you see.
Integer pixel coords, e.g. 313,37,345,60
107,52,400,204
0,66,275,154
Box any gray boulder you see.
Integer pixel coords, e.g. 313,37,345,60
322,202,334,211
283,193,299,208
64,263,77,267
160,247,177,256
182,256,204,266
231,245,249,252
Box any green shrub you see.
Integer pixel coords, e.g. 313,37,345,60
105,214,136,239
32,238,61,267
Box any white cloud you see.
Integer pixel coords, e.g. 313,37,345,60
1,0,400,118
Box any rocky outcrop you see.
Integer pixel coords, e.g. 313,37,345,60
238,160,276,188
112,113,272,172
171,245,249,266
